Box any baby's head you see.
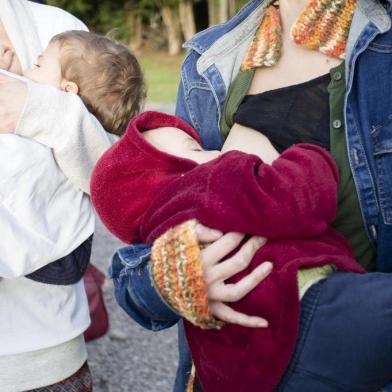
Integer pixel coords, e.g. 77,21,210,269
143,127,220,164
91,111,220,243
24,30,145,136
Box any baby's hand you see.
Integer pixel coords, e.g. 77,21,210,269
0,45,22,74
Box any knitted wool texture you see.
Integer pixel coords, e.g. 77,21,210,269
151,220,223,329
242,0,357,70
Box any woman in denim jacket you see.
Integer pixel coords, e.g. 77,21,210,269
110,0,392,390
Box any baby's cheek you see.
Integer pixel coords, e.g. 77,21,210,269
23,68,42,83
22,68,34,79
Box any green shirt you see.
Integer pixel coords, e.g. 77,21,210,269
220,62,376,271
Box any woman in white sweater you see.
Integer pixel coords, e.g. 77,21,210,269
0,1,115,390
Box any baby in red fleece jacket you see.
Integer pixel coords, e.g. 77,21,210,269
91,111,363,392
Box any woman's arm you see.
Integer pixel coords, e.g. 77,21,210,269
0,134,94,278
110,243,180,331
16,80,118,194
110,223,271,328
0,75,117,195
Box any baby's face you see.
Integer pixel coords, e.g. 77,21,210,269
23,43,62,88
143,127,221,164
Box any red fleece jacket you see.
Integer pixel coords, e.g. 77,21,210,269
91,111,364,392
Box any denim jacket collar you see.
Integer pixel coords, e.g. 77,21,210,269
357,0,391,32
187,0,268,92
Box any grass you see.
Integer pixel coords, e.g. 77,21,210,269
139,49,184,104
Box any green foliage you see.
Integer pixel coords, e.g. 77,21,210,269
47,0,249,41
48,0,131,40
234,0,249,12
47,0,93,20
141,51,183,103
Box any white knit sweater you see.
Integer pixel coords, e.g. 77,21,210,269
0,1,115,390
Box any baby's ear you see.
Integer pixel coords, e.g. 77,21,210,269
61,79,79,94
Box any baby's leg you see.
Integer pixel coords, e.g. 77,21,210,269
276,272,392,392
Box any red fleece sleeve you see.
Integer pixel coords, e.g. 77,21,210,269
142,144,340,242
205,144,339,239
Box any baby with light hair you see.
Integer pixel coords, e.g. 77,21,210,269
0,30,145,285
2,30,145,136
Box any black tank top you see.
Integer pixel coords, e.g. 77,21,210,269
233,73,331,153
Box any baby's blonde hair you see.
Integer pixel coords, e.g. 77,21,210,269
51,30,146,136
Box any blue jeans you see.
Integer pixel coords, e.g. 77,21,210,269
276,272,392,392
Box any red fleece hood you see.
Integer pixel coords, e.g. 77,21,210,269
91,111,200,243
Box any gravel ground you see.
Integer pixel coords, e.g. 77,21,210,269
88,103,178,392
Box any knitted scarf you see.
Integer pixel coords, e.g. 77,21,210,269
242,0,357,70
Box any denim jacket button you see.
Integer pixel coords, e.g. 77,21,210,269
370,225,378,240
333,71,342,81
333,119,342,129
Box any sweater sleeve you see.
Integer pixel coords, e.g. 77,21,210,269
0,135,94,278
207,144,339,239
142,144,340,241
15,81,118,194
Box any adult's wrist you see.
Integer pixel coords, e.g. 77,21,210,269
151,220,223,329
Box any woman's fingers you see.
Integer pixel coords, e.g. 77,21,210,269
0,47,13,70
206,236,267,284
196,231,272,325
210,301,268,328
208,261,273,302
201,232,245,269
0,44,8,55
195,222,223,243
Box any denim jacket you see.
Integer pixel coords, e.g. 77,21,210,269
110,1,392,390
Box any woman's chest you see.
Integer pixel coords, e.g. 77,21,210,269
248,42,342,94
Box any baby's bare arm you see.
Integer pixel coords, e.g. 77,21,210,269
222,123,280,164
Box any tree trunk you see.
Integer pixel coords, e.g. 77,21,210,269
208,0,231,26
128,13,143,51
219,0,229,23
161,5,182,55
229,0,237,18
179,0,196,42
207,0,220,26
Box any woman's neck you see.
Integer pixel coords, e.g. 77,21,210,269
279,0,309,31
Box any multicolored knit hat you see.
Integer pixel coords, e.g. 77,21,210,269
241,0,356,70
91,111,200,244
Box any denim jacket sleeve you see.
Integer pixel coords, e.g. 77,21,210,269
109,244,180,331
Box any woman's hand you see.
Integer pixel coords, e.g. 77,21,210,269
0,44,15,71
196,223,272,328
0,44,22,75
0,75,27,133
